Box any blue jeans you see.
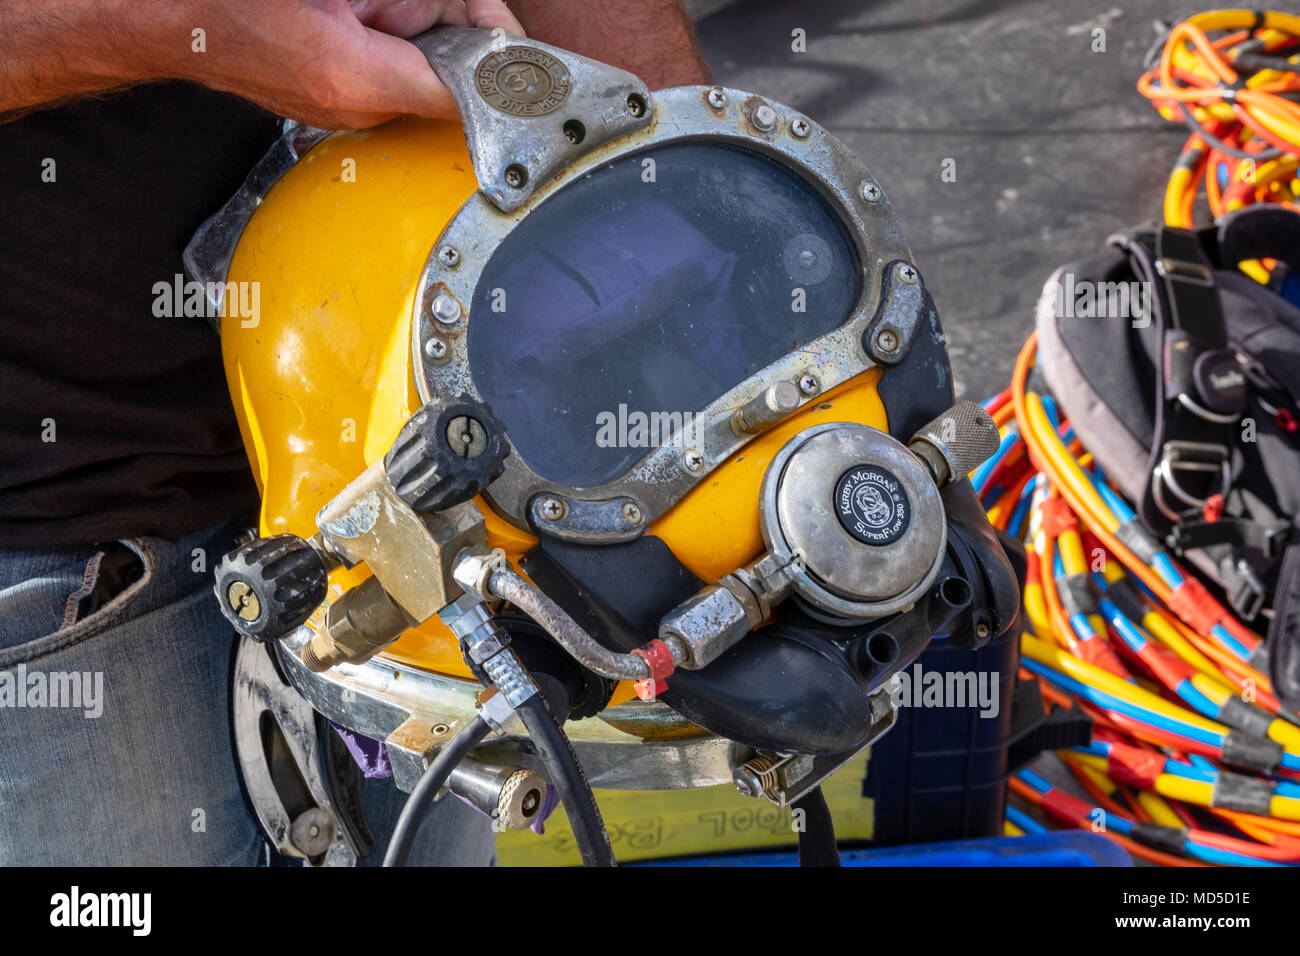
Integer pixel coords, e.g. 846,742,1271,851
0,516,494,866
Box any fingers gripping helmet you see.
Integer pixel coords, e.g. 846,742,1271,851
190,27,1020,863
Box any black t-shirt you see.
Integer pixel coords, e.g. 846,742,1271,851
0,82,282,550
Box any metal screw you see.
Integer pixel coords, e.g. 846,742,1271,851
860,180,882,202
539,497,565,521
798,373,820,396
897,263,918,284
562,119,585,144
732,753,780,799
226,581,261,622
790,117,811,138
431,293,460,325
504,163,528,189
431,723,450,736
752,103,778,131
445,416,488,459
975,621,991,640
437,245,460,267
626,93,647,118
876,328,900,353
622,501,643,524
707,87,726,109
733,766,762,798
683,449,705,473
424,337,448,360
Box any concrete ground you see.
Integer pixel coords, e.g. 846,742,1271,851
689,0,1187,399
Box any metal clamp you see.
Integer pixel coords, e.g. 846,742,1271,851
1152,441,1232,522
410,26,653,211
731,687,897,806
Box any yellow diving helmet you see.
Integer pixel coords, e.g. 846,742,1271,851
188,26,1020,866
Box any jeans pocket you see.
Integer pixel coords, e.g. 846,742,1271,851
0,538,154,667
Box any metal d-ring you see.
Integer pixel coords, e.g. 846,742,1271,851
1152,441,1232,521
1176,392,1240,425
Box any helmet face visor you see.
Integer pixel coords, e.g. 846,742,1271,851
469,141,861,488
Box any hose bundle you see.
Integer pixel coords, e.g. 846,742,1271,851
983,343,1300,866
1139,10,1300,284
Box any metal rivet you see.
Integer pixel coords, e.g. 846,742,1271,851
790,117,811,138
683,449,705,473
431,293,460,325
424,337,448,360
897,263,918,284
860,180,882,202
798,374,821,396
876,328,900,353
431,723,450,736
707,87,726,110
539,497,565,521
622,502,643,524
752,103,778,131
437,245,460,267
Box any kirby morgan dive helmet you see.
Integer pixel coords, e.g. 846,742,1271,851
188,26,1020,866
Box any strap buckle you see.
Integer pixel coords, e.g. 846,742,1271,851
1152,441,1232,522
1226,558,1267,622
1154,256,1214,286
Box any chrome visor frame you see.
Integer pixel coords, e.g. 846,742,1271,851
412,82,918,543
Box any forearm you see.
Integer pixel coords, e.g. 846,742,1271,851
0,0,189,119
510,0,712,89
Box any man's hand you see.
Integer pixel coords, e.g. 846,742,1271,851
0,0,524,128
174,0,525,129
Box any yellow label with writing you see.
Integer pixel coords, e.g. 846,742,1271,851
497,756,873,866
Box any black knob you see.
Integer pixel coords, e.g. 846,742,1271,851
384,395,509,513
214,534,329,642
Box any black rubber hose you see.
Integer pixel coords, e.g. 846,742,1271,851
518,693,616,867
382,715,493,867
793,786,841,867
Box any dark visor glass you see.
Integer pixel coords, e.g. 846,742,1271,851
468,141,861,488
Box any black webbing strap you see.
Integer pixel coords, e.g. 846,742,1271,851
1108,224,1238,536
792,786,841,868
